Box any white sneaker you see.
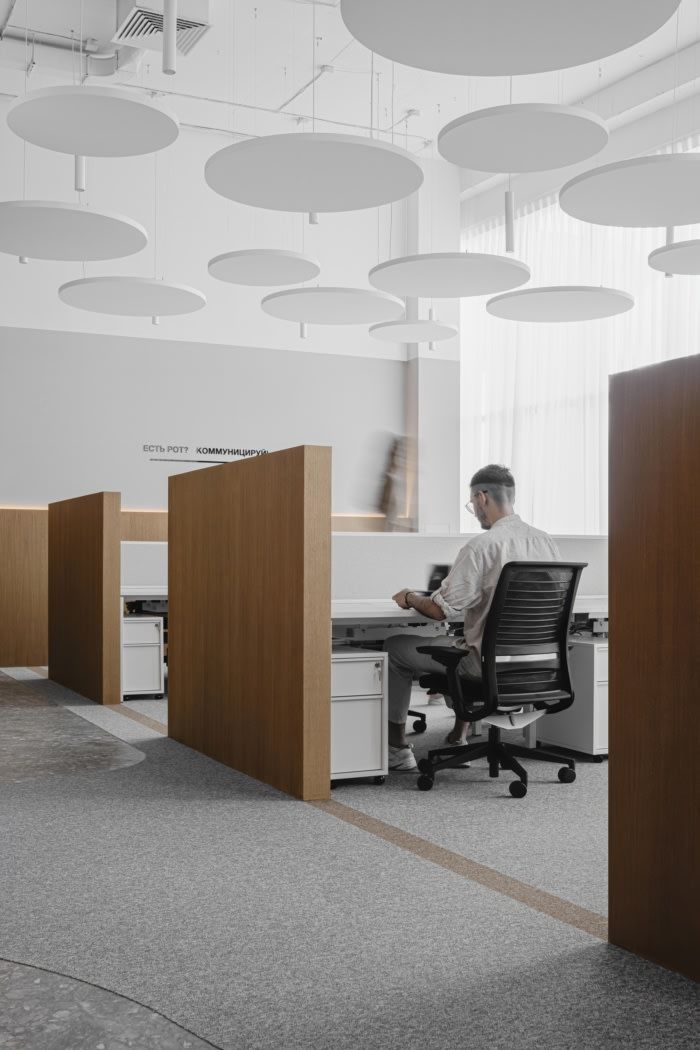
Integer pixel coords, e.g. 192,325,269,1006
388,744,418,771
427,692,445,706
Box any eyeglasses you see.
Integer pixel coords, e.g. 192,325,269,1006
465,491,486,516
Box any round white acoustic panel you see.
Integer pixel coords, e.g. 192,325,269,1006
369,318,457,343
340,0,681,75
369,252,530,299
59,277,206,316
7,86,179,157
438,104,608,174
560,155,700,228
486,286,634,322
208,249,320,286
205,133,423,213
648,240,700,275
0,201,147,261
261,287,404,325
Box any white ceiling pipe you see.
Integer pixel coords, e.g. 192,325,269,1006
75,155,86,193
505,189,515,254
163,0,177,76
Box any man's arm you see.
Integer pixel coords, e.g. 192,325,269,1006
392,588,445,620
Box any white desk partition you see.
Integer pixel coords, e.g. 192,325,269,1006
120,541,168,598
331,533,609,603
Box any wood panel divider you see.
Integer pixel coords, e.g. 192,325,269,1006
609,354,700,982
48,492,121,705
0,509,48,666
168,446,331,800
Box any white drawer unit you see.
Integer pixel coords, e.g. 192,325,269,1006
122,616,164,699
537,638,608,756
331,651,388,783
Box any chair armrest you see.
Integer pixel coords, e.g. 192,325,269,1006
416,645,464,669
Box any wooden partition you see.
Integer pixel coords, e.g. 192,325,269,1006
48,492,121,705
121,510,168,541
0,509,49,665
169,445,332,800
609,354,700,982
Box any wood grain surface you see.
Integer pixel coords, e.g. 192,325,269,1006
121,511,168,541
168,447,331,800
48,492,121,705
609,353,700,982
0,509,48,665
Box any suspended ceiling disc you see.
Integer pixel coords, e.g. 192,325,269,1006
208,249,320,286
0,201,147,261
7,86,179,157
58,277,206,316
648,240,700,275
205,133,423,213
369,252,530,299
438,104,608,174
369,319,458,343
486,286,634,322
261,287,404,325
340,0,681,76
560,155,700,228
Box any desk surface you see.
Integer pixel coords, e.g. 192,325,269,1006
331,594,608,624
121,586,168,599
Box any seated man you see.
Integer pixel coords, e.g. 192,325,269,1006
385,464,560,771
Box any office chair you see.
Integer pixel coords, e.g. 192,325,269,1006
415,561,586,798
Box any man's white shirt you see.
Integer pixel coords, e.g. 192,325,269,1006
431,514,560,672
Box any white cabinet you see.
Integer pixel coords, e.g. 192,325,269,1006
122,616,164,699
331,651,387,781
537,638,608,756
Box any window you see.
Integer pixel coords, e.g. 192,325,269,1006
461,162,700,535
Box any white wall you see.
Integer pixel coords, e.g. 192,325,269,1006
0,326,405,510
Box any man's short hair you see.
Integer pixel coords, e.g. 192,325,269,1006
470,464,515,506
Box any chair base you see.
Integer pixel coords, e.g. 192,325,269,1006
416,726,576,797
407,708,427,733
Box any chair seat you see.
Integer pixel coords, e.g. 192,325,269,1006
483,709,544,730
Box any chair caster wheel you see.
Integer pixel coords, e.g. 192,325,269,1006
558,767,576,783
417,774,434,791
509,780,527,798
417,758,433,774
412,719,427,734
373,775,386,785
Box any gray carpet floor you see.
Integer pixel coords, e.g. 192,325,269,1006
335,696,609,915
0,672,697,1050
109,686,608,915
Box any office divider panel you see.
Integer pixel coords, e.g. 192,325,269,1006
609,353,700,982
168,445,332,801
0,509,48,665
121,511,168,541
48,492,122,705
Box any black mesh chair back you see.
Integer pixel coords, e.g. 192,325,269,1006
481,561,586,714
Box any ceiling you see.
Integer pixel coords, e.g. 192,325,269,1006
2,0,700,193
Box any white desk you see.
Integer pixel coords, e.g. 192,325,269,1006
332,596,609,751
332,595,608,624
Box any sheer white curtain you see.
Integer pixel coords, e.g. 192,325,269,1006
461,155,700,535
